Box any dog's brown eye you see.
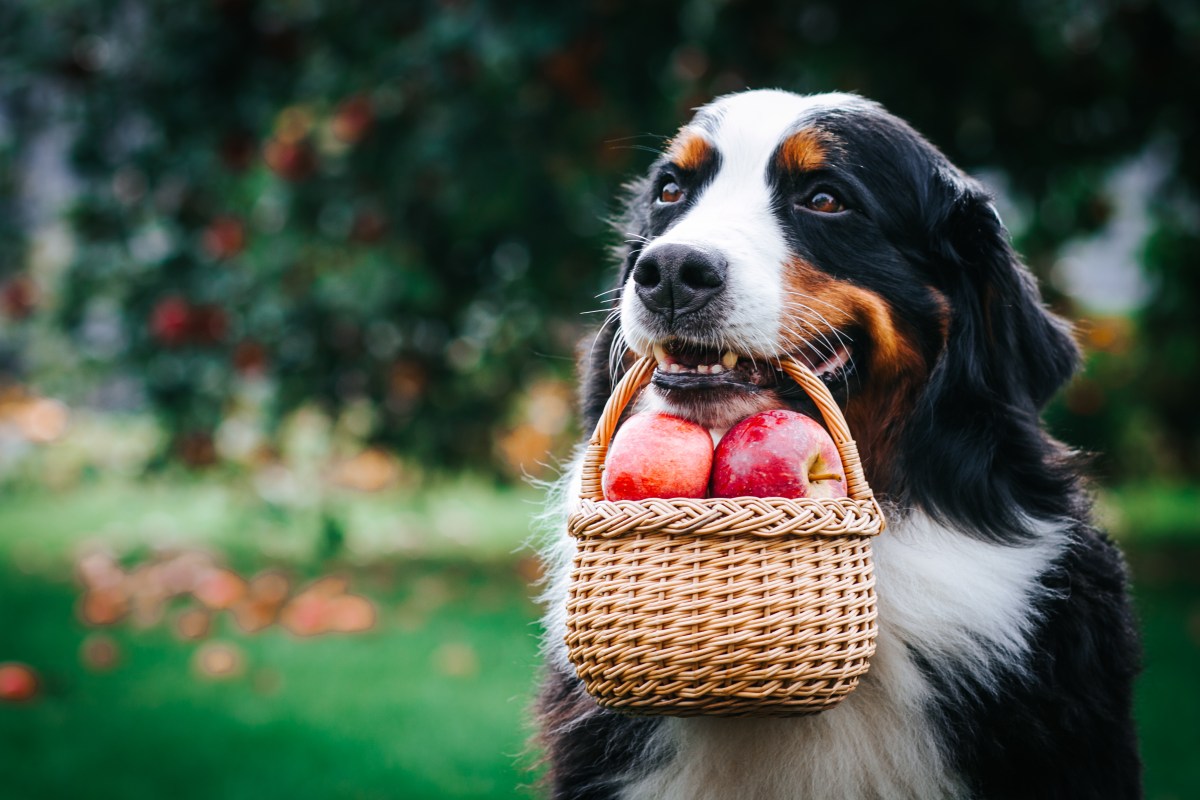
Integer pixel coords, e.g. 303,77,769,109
659,181,683,204
804,191,844,214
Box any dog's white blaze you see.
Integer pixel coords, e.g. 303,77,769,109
610,512,1067,800
621,90,859,362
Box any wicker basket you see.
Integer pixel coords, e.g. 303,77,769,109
564,356,885,716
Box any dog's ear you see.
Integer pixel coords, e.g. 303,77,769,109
900,170,1084,541
928,171,1080,411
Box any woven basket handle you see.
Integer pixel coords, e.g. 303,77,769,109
578,356,877,507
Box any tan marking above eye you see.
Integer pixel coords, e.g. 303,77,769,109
664,129,713,172
776,129,828,173
659,181,683,203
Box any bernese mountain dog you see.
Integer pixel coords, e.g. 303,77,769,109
536,90,1141,799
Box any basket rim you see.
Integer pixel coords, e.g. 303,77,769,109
578,355,884,528
568,495,883,539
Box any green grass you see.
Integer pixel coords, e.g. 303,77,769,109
0,475,542,569
1,477,1198,799
0,560,543,800
0,476,546,799
1123,536,1200,800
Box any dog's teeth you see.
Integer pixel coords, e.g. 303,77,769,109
709,364,724,375
721,351,738,369
653,343,669,368
696,364,711,375
668,363,684,374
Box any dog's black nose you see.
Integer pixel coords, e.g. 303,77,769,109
632,244,727,319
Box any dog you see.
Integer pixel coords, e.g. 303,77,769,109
535,90,1141,800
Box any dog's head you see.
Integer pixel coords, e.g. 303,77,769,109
587,90,1082,540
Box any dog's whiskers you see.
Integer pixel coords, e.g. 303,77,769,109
781,301,855,354
585,309,623,373
602,133,667,158
785,295,856,347
607,329,629,383
780,315,840,362
779,308,840,356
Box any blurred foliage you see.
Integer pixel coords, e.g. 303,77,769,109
0,0,1198,477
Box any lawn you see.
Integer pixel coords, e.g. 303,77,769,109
0,477,1197,799
0,477,546,800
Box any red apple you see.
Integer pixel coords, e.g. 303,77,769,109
232,340,269,375
0,662,39,703
201,215,246,259
331,94,375,144
1,276,37,320
711,410,847,499
602,412,713,500
150,296,191,345
263,138,316,181
193,568,247,610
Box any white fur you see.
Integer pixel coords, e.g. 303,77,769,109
621,91,852,363
610,513,1068,800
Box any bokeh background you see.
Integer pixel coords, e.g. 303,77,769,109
1,1,1198,798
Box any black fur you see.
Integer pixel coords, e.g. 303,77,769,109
901,168,1086,544
540,91,1141,799
932,525,1143,799
535,666,664,799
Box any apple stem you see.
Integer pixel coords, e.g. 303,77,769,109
809,472,844,483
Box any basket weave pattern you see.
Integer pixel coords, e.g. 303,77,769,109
565,356,885,716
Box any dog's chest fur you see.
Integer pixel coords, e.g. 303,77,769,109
566,512,1068,800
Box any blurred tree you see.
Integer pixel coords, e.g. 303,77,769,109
0,0,1196,477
